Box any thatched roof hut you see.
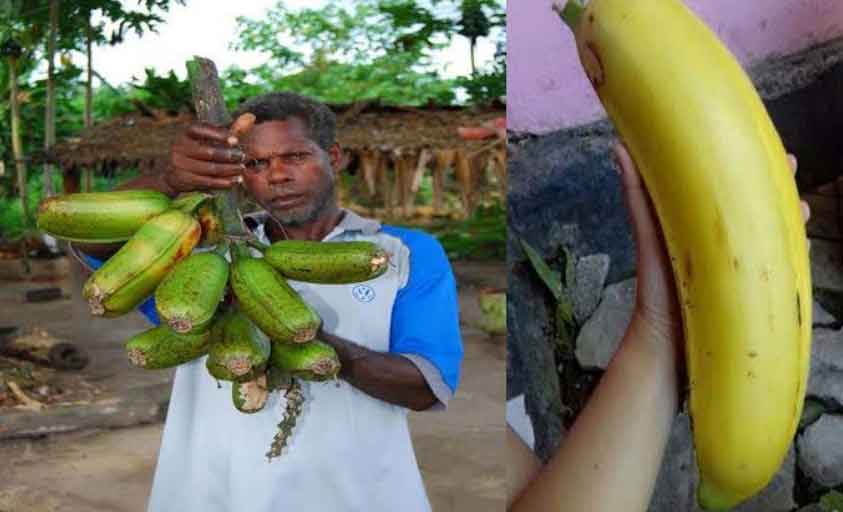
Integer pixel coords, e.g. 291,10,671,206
51,102,506,218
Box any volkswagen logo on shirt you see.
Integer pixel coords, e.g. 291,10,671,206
351,284,375,303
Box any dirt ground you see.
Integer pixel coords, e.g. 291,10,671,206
0,258,505,512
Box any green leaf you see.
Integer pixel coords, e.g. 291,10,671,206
820,490,843,512
520,238,562,301
800,398,826,429
555,302,572,353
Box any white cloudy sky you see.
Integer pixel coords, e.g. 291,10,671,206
69,0,502,86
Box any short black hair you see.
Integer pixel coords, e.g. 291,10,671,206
232,92,336,150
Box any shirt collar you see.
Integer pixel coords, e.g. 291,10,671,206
247,208,381,243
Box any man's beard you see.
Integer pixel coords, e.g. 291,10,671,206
267,176,336,227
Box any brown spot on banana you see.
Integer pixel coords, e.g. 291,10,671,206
684,252,694,280
796,291,802,327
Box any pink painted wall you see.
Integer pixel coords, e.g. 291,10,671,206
508,0,843,134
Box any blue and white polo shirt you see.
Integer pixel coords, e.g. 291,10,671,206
83,209,463,512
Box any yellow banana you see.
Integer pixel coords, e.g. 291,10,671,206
559,1,812,509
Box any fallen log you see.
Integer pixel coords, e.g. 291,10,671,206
0,328,89,370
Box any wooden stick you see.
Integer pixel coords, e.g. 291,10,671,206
7,381,44,411
433,149,457,216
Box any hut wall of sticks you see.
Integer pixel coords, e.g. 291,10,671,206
49,101,506,220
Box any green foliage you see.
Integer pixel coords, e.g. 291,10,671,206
458,0,492,43
430,202,505,260
821,491,843,512
132,68,192,113
231,0,503,106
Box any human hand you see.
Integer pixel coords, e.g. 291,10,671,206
162,113,257,195
613,142,809,361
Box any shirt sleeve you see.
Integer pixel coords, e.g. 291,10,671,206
383,227,464,409
80,252,161,326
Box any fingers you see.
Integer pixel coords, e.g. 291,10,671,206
167,169,242,192
613,142,661,248
228,113,257,146
176,136,245,163
171,152,245,179
186,123,231,144
801,200,810,222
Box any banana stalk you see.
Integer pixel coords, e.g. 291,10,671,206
559,1,812,509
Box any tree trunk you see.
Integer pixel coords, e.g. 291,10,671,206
42,0,60,198
85,15,93,130
433,149,457,216
9,55,29,228
470,38,477,76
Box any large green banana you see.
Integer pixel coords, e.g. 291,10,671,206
82,209,201,317
37,190,171,243
125,325,211,369
269,339,340,381
262,240,389,284
206,309,271,382
155,250,229,334
229,245,321,343
559,1,812,509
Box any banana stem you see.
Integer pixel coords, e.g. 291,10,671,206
230,241,251,262
246,239,269,253
553,0,586,30
213,239,230,257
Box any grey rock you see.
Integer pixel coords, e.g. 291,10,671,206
732,447,796,512
811,239,843,294
574,278,636,370
798,414,843,487
815,300,838,326
812,328,843,370
508,120,636,284
808,328,843,406
572,253,611,323
649,412,796,512
795,505,823,512
808,371,843,409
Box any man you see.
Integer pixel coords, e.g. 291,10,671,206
77,92,463,511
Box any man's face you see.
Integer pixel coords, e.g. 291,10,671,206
240,118,340,226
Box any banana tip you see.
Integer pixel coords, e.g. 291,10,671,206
697,479,742,511
127,348,146,367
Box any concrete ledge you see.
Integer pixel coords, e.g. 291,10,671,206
0,382,170,441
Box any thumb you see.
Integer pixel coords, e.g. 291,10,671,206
227,113,257,146
613,142,662,255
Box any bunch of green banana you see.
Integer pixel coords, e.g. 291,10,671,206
36,190,396,434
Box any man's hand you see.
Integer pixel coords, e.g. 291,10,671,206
613,142,809,378
319,331,438,412
160,113,257,196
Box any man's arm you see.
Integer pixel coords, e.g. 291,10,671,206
320,331,438,411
